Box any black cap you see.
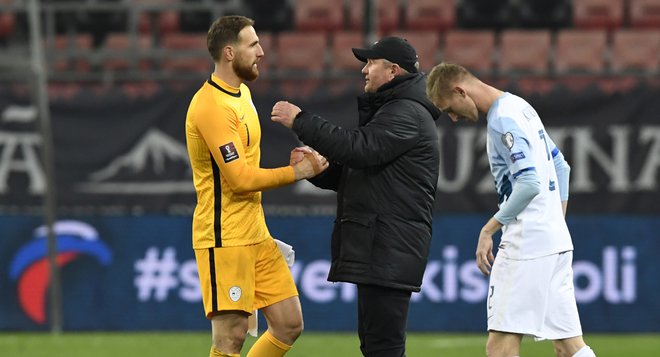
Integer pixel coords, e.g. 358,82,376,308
352,36,419,73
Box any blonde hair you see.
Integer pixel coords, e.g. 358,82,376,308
426,62,474,100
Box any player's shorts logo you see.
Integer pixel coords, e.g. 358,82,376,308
229,286,242,302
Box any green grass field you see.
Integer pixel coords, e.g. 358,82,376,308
1,332,658,356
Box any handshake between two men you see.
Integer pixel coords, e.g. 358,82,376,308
271,100,329,181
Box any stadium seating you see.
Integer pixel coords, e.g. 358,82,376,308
499,30,552,74
179,0,213,33
135,0,180,35
629,0,660,28
441,30,496,74
516,0,571,29
102,33,153,71
0,0,15,41
572,0,624,30
293,0,343,32
4,0,657,95
404,0,455,31
458,0,515,30
160,33,211,73
276,32,328,98
555,29,607,74
51,34,94,72
610,29,660,73
330,31,365,72
389,30,440,72
276,32,327,73
347,0,400,33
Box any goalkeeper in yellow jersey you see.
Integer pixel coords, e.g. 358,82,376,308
185,15,327,357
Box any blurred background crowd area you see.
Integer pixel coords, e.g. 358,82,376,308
1,0,659,98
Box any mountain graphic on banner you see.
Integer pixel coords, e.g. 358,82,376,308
76,128,194,194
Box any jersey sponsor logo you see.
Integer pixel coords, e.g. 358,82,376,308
220,142,239,163
229,286,242,302
510,151,525,163
501,132,514,150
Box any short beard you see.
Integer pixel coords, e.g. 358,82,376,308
232,56,259,82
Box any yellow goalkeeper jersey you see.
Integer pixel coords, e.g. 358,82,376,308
185,73,295,249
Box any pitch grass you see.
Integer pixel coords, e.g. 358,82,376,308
0,332,659,356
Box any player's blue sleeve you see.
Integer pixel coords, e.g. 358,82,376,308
494,169,541,225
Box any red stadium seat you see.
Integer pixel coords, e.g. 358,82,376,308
629,0,660,28
294,0,344,32
405,0,455,31
499,30,551,74
276,32,327,73
0,12,15,39
135,0,180,35
330,31,365,72
102,33,153,71
572,0,624,30
555,30,607,74
389,30,440,72
442,30,496,74
610,29,660,73
348,0,400,33
50,34,93,72
161,33,211,73
327,31,364,95
276,32,328,98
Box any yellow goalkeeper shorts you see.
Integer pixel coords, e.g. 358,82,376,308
194,238,298,318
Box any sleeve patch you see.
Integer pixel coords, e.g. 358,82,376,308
510,151,525,163
501,132,514,150
219,142,239,163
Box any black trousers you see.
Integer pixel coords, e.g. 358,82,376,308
357,284,412,357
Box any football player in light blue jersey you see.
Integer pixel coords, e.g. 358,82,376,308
426,63,596,357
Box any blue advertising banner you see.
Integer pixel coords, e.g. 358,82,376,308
1,215,657,332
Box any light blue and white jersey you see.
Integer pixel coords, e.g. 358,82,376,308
486,92,573,260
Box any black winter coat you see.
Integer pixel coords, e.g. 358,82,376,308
292,73,441,292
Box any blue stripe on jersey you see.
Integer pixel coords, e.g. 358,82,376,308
512,167,536,179
551,147,559,158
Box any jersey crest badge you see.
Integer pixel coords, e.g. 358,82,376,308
229,286,242,302
220,142,239,163
501,132,514,150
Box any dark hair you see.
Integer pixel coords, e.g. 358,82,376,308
207,16,255,62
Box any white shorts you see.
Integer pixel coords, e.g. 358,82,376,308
487,251,583,341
